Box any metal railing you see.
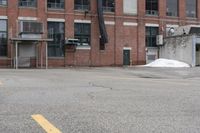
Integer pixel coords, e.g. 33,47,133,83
0,0,7,5
19,1,37,7
47,2,64,9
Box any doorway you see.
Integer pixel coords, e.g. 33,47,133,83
196,45,200,66
123,49,130,65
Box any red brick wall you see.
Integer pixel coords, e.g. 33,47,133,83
1,0,200,68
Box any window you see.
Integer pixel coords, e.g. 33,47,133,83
146,0,158,16
47,0,64,9
166,0,178,17
0,20,7,56
20,21,43,34
74,23,91,46
186,0,197,18
19,0,37,7
74,0,90,11
47,22,65,57
146,27,159,47
103,0,115,12
123,0,137,15
0,0,7,6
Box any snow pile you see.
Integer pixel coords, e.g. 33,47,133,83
145,59,190,68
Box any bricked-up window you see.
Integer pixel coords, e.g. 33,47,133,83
146,27,159,47
47,0,64,9
74,0,90,11
19,0,37,7
103,0,115,12
0,0,7,6
0,20,7,56
166,0,178,17
146,0,158,16
74,23,91,46
47,22,65,57
186,0,197,18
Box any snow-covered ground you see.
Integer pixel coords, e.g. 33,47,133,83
145,59,190,68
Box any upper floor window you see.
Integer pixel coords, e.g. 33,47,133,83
166,0,178,17
74,0,90,11
0,0,7,6
74,23,91,46
19,0,37,8
103,0,115,12
123,0,137,15
0,20,7,56
146,0,158,16
186,0,197,18
47,0,64,9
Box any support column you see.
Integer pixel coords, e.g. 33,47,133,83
15,41,18,69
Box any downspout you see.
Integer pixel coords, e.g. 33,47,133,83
97,0,108,46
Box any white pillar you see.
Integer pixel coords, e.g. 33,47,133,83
15,42,18,69
46,42,48,69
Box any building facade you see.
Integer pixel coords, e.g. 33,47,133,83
0,0,200,68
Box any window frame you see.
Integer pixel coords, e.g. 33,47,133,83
0,0,7,6
102,0,115,13
47,22,65,57
47,0,65,10
145,26,159,47
166,0,179,17
145,0,159,16
186,0,197,18
74,23,91,46
18,0,37,8
0,19,8,57
74,0,90,11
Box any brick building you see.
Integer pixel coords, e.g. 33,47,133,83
0,0,200,68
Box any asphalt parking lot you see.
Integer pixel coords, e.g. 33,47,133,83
0,67,200,133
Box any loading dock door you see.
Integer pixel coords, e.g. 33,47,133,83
18,42,36,67
123,50,130,65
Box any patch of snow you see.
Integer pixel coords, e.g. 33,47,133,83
145,59,190,68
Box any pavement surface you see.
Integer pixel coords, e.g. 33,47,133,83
0,67,200,133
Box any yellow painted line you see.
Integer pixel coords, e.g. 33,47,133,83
31,114,62,133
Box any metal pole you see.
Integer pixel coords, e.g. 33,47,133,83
46,42,48,69
41,42,43,68
15,42,18,69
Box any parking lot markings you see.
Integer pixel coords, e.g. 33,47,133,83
31,114,62,133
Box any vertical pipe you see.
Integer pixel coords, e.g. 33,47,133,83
40,42,43,68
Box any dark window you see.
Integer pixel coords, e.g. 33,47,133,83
47,0,64,9
103,0,115,12
20,21,43,34
166,0,178,17
0,20,7,56
146,27,159,47
19,0,37,7
146,0,158,16
186,0,197,18
47,22,65,57
74,0,90,11
0,0,7,6
74,23,91,46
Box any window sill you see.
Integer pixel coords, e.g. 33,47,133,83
48,8,65,11
19,7,37,9
145,14,159,17
76,46,91,50
0,57,9,59
0,5,7,7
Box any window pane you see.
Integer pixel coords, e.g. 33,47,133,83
103,0,115,12
47,22,65,57
166,0,178,17
146,27,159,47
74,23,91,46
186,0,197,18
0,20,7,56
146,0,158,16
0,20,7,31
